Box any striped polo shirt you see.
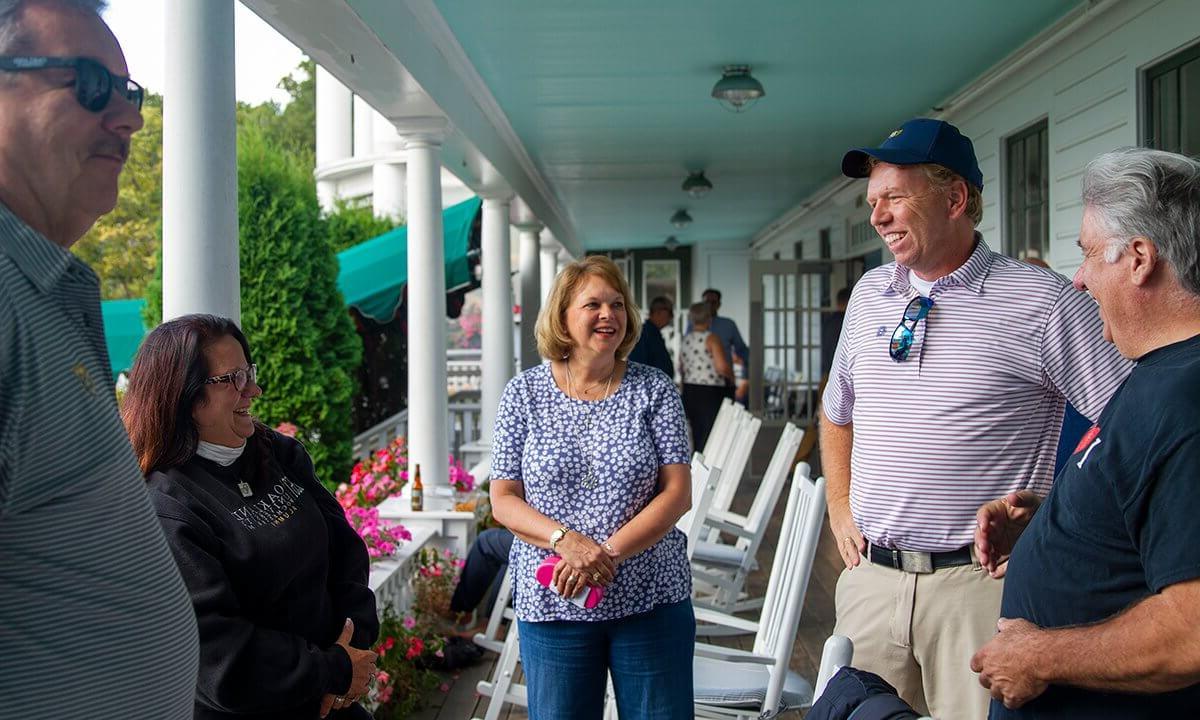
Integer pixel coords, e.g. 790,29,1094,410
823,238,1131,552
0,203,199,715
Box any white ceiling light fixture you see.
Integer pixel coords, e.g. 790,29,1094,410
670,209,693,228
681,171,713,197
711,65,765,113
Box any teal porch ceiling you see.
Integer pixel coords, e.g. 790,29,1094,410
430,0,1078,250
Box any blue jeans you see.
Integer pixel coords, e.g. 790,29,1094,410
518,599,695,720
449,527,514,613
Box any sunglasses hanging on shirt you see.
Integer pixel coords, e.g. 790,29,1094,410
889,296,934,362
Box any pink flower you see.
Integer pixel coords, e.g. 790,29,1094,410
406,636,424,660
402,616,416,630
439,683,450,693
274,421,298,438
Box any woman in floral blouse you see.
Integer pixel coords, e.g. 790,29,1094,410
490,255,695,719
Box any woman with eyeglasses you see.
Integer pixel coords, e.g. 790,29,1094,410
121,314,378,720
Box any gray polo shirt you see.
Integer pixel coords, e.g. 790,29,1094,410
0,203,198,715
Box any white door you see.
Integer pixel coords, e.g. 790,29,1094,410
749,260,830,427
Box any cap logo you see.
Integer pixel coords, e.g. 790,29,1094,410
888,128,903,139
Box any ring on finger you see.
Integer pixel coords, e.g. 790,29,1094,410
592,571,601,582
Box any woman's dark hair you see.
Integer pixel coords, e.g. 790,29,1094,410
122,314,261,476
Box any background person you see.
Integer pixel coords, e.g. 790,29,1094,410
698,287,749,398
822,117,1130,718
122,314,379,720
679,301,734,452
628,294,675,378
490,255,695,719
972,147,1200,718
0,0,199,713
448,526,514,624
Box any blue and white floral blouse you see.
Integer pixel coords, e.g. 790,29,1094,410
490,361,693,622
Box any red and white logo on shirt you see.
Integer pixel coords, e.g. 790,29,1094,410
1073,425,1102,468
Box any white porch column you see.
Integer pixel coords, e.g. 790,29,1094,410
480,196,514,443
372,114,405,221
352,95,375,157
557,248,573,274
162,0,238,322
516,222,543,369
315,65,351,212
540,238,559,304
401,118,450,490
372,162,406,222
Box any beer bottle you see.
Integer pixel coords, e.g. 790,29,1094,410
411,463,424,511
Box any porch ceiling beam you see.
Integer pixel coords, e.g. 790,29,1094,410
239,0,579,256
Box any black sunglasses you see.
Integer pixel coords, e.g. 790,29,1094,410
889,296,934,362
0,56,144,112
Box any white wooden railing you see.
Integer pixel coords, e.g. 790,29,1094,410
352,409,410,459
447,348,482,394
368,524,437,616
353,401,484,462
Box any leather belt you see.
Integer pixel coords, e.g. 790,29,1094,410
866,542,974,574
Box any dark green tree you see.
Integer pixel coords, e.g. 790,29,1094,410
325,197,399,253
235,125,360,489
236,58,315,167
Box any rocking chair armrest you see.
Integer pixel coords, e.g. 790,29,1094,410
694,606,759,633
706,508,749,526
701,517,756,539
693,641,773,665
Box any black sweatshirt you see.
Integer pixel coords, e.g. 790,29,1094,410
148,430,378,720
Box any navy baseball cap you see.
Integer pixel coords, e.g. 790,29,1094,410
842,118,983,191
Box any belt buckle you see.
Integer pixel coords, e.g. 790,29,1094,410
899,550,934,574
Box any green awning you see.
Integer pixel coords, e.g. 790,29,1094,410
337,196,481,322
102,297,148,379
100,196,482,375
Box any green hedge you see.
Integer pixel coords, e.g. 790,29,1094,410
237,127,360,489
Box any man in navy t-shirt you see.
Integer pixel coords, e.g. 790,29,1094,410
970,147,1200,718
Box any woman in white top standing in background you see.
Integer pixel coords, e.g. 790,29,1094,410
679,301,734,452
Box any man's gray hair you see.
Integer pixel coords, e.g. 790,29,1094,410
0,0,107,55
1082,146,1200,297
688,301,711,327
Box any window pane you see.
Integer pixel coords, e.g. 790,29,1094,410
1181,58,1200,157
1026,134,1042,205
1163,67,1181,153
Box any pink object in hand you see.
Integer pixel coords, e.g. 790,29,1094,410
535,554,604,609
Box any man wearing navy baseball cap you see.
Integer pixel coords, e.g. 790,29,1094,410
818,119,1130,718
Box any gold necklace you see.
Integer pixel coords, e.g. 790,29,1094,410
563,361,616,488
564,360,615,398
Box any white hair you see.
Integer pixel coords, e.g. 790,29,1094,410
1082,147,1200,297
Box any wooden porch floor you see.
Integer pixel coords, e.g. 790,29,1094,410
412,428,838,719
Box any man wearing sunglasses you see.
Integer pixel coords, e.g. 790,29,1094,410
0,1,198,717
819,118,1131,719
971,148,1200,719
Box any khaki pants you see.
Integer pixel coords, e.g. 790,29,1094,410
833,554,1002,720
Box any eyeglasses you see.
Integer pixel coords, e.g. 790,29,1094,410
889,296,934,362
203,364,258,392
0,56,144,112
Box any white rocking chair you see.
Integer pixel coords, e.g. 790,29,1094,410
692,423,803,615
692,463,827,718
